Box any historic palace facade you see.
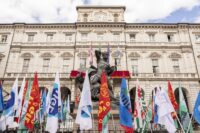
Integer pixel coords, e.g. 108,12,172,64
0,6,200,120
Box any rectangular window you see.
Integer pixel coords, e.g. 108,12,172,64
167,34,174,42
28,34,34,42
43,58,50,72
46,34,53,42
81,33,87,41
1,35,7,43
149,34,155,42
97,33,104,41
129,34,135,42
152,59,159,73
65,34,72,42
172,59,180,73
195,35,200,42
62,59,70,72
131,59,138,75
80,58,86,70
0,59,2,65
113,33,120,41
22,59,30,73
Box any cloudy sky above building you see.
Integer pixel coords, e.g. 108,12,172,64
0,0,200,23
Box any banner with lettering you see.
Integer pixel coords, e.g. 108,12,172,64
24,72,40,131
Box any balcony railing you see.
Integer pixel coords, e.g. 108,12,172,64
12,42,75,46
4,72,198,79
4,72,70,79
131,73,198,79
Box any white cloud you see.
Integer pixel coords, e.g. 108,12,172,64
0,0,199,23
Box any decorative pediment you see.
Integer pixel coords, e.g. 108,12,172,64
40,52,54,58
60,52,73,58
0,53,5,58
111,50,123,58
21,53,34,58
128,52,140,58
77,52,89,57
149,52,161,58
169,52,181,58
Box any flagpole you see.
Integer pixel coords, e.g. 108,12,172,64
186,111,194,133
111,112,116,132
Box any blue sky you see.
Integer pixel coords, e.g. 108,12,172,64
0,0,199,23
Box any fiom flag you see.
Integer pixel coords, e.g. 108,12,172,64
194,91,200,124
155,89,176,133
45,72,61,133
24,72,40,131
119,78,133,133
98,71,111,132
75,71,92,130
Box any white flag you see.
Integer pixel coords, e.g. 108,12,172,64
45,72,61,133
75,71,92,130
155,88,176,133
16,77,25,118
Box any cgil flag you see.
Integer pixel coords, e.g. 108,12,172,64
98,71,111,132
24,72,41,131
0,77,18,131
45,72,61,133
119,78,133,133
179,84,193,133
194,91,200,124
0,81,4,112
155,88,176,133
75,71,92,130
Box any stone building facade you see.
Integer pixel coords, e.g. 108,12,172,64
0,6,200,115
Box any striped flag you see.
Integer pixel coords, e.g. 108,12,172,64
98,71,111,132
134,79,143,130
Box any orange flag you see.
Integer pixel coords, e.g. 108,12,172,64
168,81,178,119
24,72,41,131
98,71,111,131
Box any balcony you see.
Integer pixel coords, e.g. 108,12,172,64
4,72,70,79
12,42,75,47
131,73,199,80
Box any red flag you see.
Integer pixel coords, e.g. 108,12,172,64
98,71,111,131
24,72,40,131
168,81,178,119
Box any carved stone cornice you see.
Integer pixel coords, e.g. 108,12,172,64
149,52,161,58
60,52,73,58
21,53,34,58
40,52,54,58
169,52,181,58
128,52,140,58
77,51,89,57
181,48,192,53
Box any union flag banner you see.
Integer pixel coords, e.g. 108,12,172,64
168,81,178,119
98,71,111,132
24,72,40,131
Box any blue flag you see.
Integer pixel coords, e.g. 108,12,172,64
0,81,4,112
153,89,158,124
40,89,47,123
119,78,133,132
194,91,200,124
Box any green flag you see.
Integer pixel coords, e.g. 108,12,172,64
179,85,193,133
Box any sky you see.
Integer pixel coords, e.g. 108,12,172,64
0,0,200,23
